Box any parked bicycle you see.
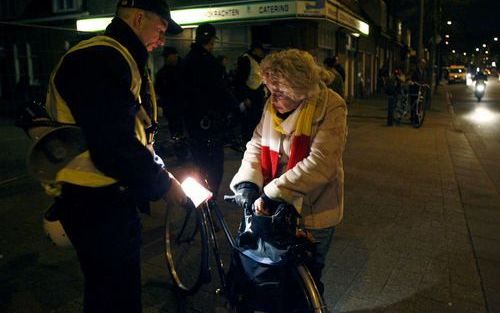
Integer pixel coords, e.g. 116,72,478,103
389,81,429,128
163,177,327,312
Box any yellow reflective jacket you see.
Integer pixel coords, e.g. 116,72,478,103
242,53,263,90
45,35,157,188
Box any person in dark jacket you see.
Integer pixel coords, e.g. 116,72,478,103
182,23,237,196
234,41,267,144
44,1,186,312
323,56,345,97
156,46,184,138
333,55,346,82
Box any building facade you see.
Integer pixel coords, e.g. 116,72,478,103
0,0,410,114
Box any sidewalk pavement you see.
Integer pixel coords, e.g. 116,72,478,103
0,88,497,312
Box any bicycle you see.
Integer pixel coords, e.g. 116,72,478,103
392,81,429,128
164,177,327,312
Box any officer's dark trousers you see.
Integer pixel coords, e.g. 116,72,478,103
59,184,142,313
190,138,224,197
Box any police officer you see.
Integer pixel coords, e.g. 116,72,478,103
156,46,183,138
182,23,237,196
234,41,267,144
44,1,185,312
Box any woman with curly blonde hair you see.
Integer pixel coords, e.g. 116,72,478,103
230,48,348,302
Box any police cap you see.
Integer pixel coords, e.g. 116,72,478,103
117,0,183,34
195,23,218,42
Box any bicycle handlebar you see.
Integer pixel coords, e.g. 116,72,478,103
223,195,236,203
404,80,430,88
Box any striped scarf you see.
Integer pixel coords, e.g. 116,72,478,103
261,99,315,185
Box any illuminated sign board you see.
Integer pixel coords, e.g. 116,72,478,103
338,10,369,35
77,1,297,31
77,0,368,35
172,1,296,25
297,0,326,16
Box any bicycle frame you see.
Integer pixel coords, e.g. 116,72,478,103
392,82,429,128
170,178,327,312
179,178,236,295
199,199,236,294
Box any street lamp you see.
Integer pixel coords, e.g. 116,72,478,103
452,49,456,53
482,44,487,48
476,48,480,52
445,34,450,38
494,37,498,42
463,52,467,56
447,20,452,25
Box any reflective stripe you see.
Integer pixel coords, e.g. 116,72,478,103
45,36,156,187
56,151,117,186
243,53,262,90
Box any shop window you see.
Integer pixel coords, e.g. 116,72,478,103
0,0,16,18
13,43,39,86
251,25,272,47
52,0,82,13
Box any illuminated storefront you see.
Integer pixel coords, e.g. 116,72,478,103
76,0,370,98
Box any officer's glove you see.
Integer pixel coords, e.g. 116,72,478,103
233,182,260,215
163,172,188,208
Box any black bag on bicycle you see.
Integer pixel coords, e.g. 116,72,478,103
237,202,300,251
251,202,300,248
227,237,316,313
226,203,315,313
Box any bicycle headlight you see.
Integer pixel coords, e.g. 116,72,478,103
181,177,212,207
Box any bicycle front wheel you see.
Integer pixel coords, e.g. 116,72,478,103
413,95,426,128
290,264,328,313
164,202,208,295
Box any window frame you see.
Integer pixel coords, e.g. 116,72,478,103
52,0,82,13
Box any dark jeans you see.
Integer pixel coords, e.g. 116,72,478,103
305,227,335,296
58,184,142,313
387,96,397,126
161,102,184,138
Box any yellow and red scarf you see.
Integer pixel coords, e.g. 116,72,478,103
261,99,315,184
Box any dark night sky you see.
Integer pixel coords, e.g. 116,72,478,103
441,0,499,53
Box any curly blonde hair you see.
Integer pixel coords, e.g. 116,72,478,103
260,49,325,102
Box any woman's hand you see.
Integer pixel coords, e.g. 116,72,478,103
253,197,271,216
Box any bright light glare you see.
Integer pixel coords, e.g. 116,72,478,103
466,74,473,86
468,107,496,124
181,177,213,207
359,21,370,35
447,20,452,25
77,17,113,32
476,84,485,92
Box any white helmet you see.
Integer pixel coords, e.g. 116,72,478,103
43,204,72,248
